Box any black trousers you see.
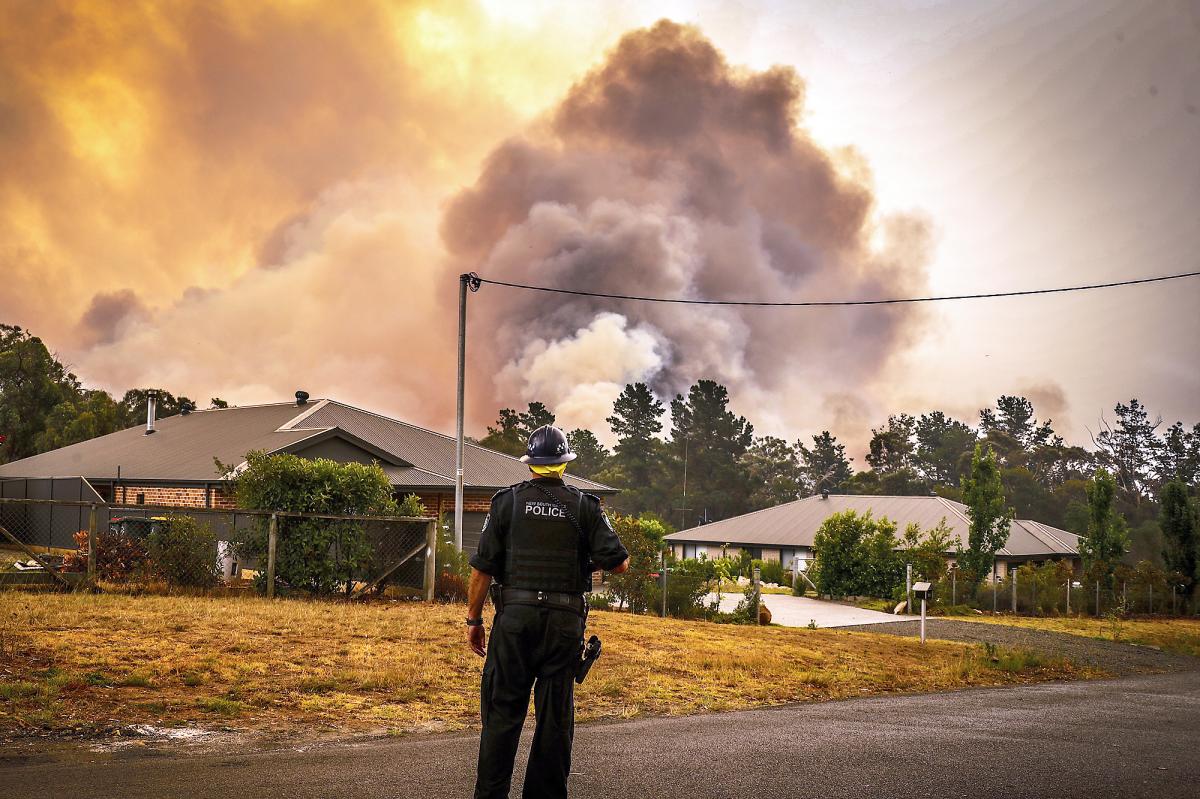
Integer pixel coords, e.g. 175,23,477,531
474,602,584,799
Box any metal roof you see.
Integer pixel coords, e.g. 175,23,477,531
0,403,313,483
0,399,615,494
663,494,1079,558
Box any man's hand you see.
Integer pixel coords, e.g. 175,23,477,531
468,623,486,657
466,567,493,658
609,556,631,575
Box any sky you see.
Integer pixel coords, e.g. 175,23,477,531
1,0,1197,457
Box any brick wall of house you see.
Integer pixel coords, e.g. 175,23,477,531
113,484,235,509
114,484,208,507
412,492,494,518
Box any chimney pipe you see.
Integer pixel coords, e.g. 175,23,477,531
145,391,158,435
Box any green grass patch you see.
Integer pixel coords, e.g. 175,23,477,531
197,697,244,716
0,681,39,700
119,673,153,688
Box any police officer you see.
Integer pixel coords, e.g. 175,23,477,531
467,424,630,799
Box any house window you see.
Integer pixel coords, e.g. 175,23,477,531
136,492,145,505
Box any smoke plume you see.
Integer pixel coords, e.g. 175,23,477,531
2,8,932,445
446,21,932,438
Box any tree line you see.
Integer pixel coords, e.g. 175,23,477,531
0,324,228,462
479,381,1199,570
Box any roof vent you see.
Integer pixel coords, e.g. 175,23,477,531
180,400,196,416
295,390,310,405
820,490,829,500
145,390,159,435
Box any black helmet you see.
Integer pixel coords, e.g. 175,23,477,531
521,425,576,465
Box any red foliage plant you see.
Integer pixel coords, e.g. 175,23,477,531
434,571,468,603
61,529,150,580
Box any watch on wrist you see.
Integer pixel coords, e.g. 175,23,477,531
466,616,484,627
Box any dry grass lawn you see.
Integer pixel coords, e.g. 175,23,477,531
967,614,1200,658
0,592,1101,739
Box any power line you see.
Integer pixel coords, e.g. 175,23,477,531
471,269,1200,307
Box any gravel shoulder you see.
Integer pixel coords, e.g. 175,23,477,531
840,618,1199,675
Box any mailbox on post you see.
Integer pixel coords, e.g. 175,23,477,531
913,581,932,644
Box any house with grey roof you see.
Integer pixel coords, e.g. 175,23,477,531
0,393,615,555
663,494,1080,581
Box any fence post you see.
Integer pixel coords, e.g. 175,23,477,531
266,513,278,599
87,504,98,583
1095,581,1100,616
1066,579,1070,614
753,566,761,625
663,561,669,618
424,519,437,603
1012,570,1017,613
951,569,956,607
906,563,912,612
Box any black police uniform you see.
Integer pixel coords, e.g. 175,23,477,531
469,476,628,799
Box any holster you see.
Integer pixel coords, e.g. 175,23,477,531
575,635,602,684
489,583,504,613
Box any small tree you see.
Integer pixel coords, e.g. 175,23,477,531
1159,480,1198,596
605,514,666,614
811,510,900,598
225,451,398,595
959,443,1014,583
901,520,955,584
1080,469,1130,586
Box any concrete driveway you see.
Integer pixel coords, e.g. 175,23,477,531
710,592,913,627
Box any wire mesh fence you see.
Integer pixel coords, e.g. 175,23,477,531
595,558,769,623
0,497,436,599
915,563,1198,618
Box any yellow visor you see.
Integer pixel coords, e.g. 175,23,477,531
530,463,568,478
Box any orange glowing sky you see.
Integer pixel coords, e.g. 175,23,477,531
2,0,1197,450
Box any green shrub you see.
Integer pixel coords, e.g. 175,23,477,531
605,514,667,614
435,512,471,582
588,592,613,610
758,559,784,585
147,515,220,587
226,451,399,596
729,582,761,624
648,556,716,619
812,510,901,599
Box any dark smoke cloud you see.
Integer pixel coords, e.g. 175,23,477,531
444,21,932,436
77,289,147,346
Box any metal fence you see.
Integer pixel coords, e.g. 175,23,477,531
598,557,762,622
917,566,1198,618
0,497,436,600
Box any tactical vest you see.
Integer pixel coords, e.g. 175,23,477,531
503,481,589,593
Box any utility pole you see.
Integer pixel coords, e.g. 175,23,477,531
454,273,481,550
677,437,689,530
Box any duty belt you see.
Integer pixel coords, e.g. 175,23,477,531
500,587,586,616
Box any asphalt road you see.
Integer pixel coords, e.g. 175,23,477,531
3,671,1198,799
